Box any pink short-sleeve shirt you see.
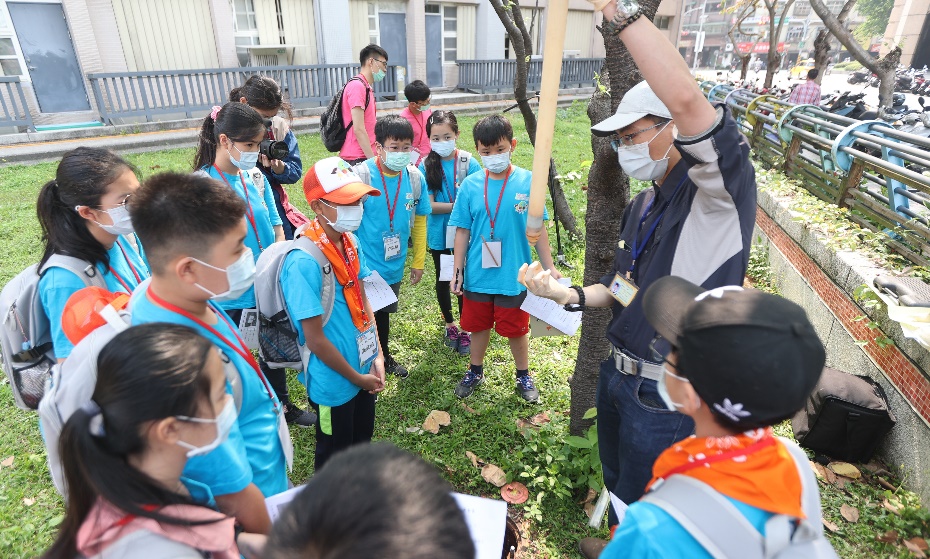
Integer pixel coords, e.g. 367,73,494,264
339,74,376,161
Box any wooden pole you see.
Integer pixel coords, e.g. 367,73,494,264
525,0,571,243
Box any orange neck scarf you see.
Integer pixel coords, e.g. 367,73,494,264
303,218,370,332
648,428,805,518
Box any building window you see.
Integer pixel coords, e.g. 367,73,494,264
0,4,23,76
655,16,671,29
231,0,259,66
368,2,380,45
442,5,457,63
425,4,440,14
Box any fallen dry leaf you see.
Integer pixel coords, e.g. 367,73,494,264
877,530,899,543
580,488,598,506
481,463,507,487
822,518,839,532
22,497,34,506
877,478,897,491
904,539,927,558
460,402,479,414
0,456,13,468
422,410,451,434
465,451,480,468
840,504,859,523
908,538,929,551
883,498,903,515
433,410,451,426
828,462,861,479
834,475,851,490
515,418,536,435
529,411,551,426
862,460,883,473
809,461,825,480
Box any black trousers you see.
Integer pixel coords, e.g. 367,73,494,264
310,390,376,471
430,248,462,324
225,308,290,403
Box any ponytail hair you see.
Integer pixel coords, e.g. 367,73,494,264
424,110,460,194
43,324,219,559
230,75,293,121
192,101,267,170
37,147,137,270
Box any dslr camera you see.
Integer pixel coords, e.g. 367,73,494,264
260,119,289,161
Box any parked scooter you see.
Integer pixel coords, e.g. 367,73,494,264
848,68,870,84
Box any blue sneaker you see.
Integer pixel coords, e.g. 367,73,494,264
516,374,540,403
454,370,484,398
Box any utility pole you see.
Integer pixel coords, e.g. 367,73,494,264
688,0,708,70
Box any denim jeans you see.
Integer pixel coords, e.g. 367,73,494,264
596,356,695,526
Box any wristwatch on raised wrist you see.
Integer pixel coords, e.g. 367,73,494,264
613,0,641,20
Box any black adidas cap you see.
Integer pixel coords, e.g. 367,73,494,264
642,276,826,427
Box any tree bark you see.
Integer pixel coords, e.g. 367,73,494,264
727,1,762,83
763,0,796,87
812,0,855,85
569,0,662,436
488,0,581,239
809,0,901,107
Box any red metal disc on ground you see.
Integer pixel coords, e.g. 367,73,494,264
501,481,529,504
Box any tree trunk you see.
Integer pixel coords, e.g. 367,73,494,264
741,57,750,80
812,0,856,85
488,0,581,239
763,0,796,88
569,0,662,435
809,0,901,107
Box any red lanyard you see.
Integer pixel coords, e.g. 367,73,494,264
108,238,143,294
213,164,264,251
146,287,278,410
439,149,458,203
658,436,777,480
483,168,511,239
378,161,405,232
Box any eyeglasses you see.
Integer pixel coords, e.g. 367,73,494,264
372,58,388,68
611,120,669,150
413,98,431,107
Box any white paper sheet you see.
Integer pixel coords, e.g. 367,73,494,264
453,492,509,559
265,485,305,522
521,279,582,336
608,491,629,525
439,254,455,281
362,270,398,312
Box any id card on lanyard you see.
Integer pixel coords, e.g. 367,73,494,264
213,164,265,252
380,166,405,261
482,169,510,268
443,158,459,249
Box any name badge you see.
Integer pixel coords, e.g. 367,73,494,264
609,273,639,307
277,411,294,471
383,232,402,261
357,326,378,367
446,225,457,249
481,239,502,269
237,308,259,350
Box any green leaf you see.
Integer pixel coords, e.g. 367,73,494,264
566,436,593,449
583,407,598,420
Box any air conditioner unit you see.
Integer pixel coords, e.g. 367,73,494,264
563,50,581,58
246,46,298,67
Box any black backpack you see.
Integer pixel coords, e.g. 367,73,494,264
320,77,371,152
792,367,896,463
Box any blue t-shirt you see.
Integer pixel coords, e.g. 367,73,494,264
356,159,432,284
447,166,548,296
204,166,281,311
281,243,374,407
419,154,482,251
602,498,773,558
39,236,150,359
131,290,288,498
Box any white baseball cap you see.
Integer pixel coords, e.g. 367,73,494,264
591,81,672,137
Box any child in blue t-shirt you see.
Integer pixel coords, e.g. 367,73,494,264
193,102,316,429
281,157,386,470
418,110,482,356
128,171,292,534
354,115,432,379
35,147,150,360
448,115,560,403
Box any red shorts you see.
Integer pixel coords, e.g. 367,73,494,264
460,291,529,338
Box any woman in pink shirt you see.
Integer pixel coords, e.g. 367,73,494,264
400,80,433,166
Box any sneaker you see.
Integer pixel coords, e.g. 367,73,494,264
444,325,460,349
284,403,317,428
385,358,409,378
457,331,471,355
454,370,485,398
516,375,540,403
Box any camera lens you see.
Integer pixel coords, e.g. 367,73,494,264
260,139,289,161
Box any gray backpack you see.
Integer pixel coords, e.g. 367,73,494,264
0,255,107,410
38,302,243,498
353,162,423,231
641,437,839,559
253,235,336,370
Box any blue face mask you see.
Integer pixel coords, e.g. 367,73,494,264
382,150,412,172
432,140,456,158
481,151,512,174
229,143,259,171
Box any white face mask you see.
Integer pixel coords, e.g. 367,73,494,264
481,151,512,174
229,143,259,171
176,397,237,458
193,249,256,302
616,122,674,181
321,201,364,233
96,204,134,236
657,364,691,412
431,140,456,158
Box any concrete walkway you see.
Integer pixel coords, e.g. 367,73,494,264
0,88,594,167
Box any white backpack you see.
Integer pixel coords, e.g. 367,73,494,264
640,437,839,559
0,255,106,410
353,162,423,231
39,301,243,499
254,235,336,370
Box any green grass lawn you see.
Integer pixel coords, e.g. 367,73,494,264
0,103,603,557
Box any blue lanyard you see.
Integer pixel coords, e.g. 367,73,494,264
629,174,689,275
